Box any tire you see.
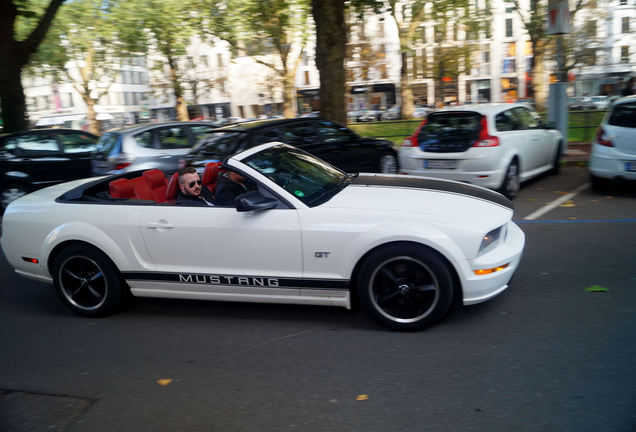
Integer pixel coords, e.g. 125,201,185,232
379,153,398,174
498,160,520,200
549,144,562,175
1,183,29,210
52,245,124,317
357,244,454,331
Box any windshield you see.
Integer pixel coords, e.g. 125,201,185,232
242,144,349,206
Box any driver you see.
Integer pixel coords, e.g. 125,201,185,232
214,170,255,206
177,167,215,206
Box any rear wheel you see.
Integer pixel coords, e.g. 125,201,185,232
379,154,398,174
52,245,124,317
0,183,29,210
358,244,454,331
499,160,520,200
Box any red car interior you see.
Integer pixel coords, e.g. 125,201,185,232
109,163,221,203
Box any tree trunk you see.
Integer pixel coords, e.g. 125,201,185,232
282,72,296,118
0,57,29,131
312,0,346,124
84,96,99,135
400,51,414,118
532,41,547,110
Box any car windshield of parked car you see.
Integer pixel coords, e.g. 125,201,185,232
242,144,349,207
608,102,636,128
192,131,242,157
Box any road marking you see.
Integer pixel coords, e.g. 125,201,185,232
523,182,590,220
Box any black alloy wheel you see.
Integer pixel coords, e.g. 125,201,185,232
52,245,124,316
358,244,454,331
499,160,520,200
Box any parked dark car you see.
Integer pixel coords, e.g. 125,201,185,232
180,118,399,174
91,121,218,175
0,128,98,210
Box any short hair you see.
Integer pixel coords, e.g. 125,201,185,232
178,166,198,185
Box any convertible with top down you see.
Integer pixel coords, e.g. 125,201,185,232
0,142,525,330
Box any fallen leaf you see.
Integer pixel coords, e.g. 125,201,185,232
560,200,576,207
605,196,614,199
157,379,173,386
528,198,537,202
585,285,608,292
568,217,577,220
356,394,369,401
536,187,544,190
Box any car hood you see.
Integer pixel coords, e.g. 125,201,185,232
321,174,513,228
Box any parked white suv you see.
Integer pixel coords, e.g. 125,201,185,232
588,95,636,188
398,103,563,199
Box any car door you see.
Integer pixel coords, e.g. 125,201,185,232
4,131,69,187
57,131,98,179
153,125,193,171
138,204,303,296
512,107,553,172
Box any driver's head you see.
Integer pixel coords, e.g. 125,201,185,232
178,167,202,197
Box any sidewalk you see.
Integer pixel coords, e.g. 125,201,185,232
563,142,590,165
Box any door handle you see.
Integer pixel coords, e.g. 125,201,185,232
146,222,174,230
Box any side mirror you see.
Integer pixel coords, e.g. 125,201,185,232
235,190,278,212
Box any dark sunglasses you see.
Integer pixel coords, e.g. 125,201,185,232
188,180,202,188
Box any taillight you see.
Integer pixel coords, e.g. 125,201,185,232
403,119,427,147
115,162,131,170
595,127,613,147
473,116,500,147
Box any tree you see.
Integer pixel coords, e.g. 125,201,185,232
206,0,313,118
29,0,145,134
312,0,346,124
0,0,65,132
512,0,588,108
387,0,489,116
142,0,203,121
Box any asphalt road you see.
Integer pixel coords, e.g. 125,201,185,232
1,165,635,432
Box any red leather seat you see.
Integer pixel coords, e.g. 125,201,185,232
202,163,220,194
130,177,153,201
109,178,134,199
165,172,179,201
143,169,168,202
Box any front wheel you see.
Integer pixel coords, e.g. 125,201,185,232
358,244,454,331
498,160,520,200
52,245,124,317
549,144,562,175
379,154,398,174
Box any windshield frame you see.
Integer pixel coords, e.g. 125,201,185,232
241,144,350,207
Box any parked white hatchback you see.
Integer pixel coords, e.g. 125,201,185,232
398,103,563,199
588,95,636,188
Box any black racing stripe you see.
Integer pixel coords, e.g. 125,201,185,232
352,174,513,210
123,272,349,290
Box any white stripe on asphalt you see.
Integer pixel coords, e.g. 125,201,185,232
523,182,590,220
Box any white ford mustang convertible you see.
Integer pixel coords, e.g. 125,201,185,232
1,142,525,330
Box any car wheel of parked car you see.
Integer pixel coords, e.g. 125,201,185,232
0,183,29,210
52,245,124,317
358,243,454,331
379,154,398,174
499,160,520,200
549,144,562,175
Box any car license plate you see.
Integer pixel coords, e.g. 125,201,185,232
625,162,636,172
424,160,457,169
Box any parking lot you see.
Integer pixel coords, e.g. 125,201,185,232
1,164,635,432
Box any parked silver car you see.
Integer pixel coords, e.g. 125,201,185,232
91,121,217,175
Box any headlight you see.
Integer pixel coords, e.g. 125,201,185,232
479,225,504,254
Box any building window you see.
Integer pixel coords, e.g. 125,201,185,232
304,71,310,86
619,0,627,5
505,18,513,37
622,17,630,33
621,46,629,63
